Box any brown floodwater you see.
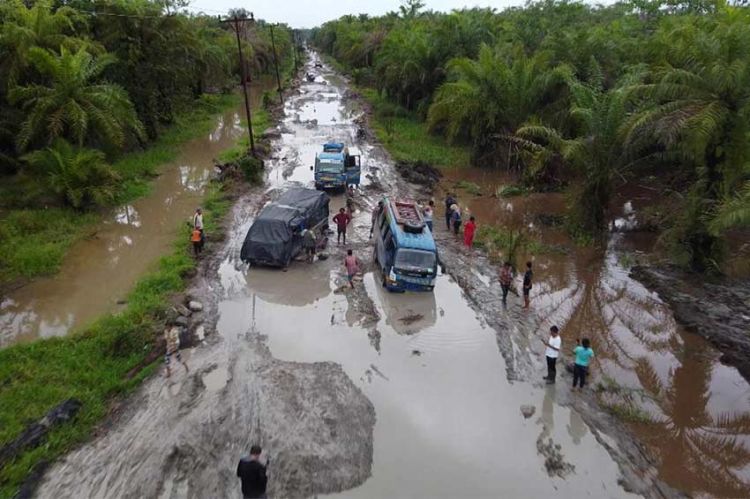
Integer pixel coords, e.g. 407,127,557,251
0,78,277,348
441,168,750,497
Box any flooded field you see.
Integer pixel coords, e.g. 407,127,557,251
442,167,750,497
27,54,750,498
0,78,276,348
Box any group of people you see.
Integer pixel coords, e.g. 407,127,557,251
442,193,476,248
541,326,595,390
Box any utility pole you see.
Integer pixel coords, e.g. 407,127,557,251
221,15,255,152
269,24,283,105
292,30,299,74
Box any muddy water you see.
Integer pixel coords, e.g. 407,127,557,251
36,54,643,498
443,169,750,496
0,78,276,348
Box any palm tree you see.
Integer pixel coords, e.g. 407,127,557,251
9,47,144,151
517,76,649,234
23,139,120,209
0,0,84,89
625,18,750,270
427,44,572,168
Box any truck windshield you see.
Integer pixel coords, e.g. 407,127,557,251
394,249,436,271
318,159,343,173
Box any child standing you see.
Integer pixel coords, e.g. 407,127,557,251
464,215,476,248
572,338,595,390
344,249,360,289
191,227,203,256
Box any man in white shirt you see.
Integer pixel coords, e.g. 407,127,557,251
541,325,561,384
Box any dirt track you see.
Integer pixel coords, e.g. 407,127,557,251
35,53,666,499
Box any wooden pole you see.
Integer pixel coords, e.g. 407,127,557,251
222,16,255,152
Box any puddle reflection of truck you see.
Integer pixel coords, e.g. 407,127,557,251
311,142,360,191
373,197,438,292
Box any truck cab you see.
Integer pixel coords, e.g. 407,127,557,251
313,142,360,190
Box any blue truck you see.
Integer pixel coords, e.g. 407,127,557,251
312,142,361,190
372,197,438,292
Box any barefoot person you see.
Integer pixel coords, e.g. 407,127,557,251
302,227,317,263
164,322,188,377
444,193,456,230
522,261,533,309
369,200,384,238
572,338,595,390
422,200,434,232
344,249,360,289
333,207,351,245
450,204,462,236
237,445,268,499
191,226,203,256
499,261,513,304
541,326,561,384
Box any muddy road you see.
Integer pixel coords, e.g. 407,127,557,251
0,78,277,348
36,55,653,498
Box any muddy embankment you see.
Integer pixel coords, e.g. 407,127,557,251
631,265,750,382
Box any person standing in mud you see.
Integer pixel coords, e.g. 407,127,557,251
522,261,533,309
572,338,594,390
302,227,317,263
464,215,476,248
423,200,434,232
164,322,188,378
369,201,383,238
541,326,561,384
499,261,513,304
190,226,203,256
333,207,351,245
444,193,456,230
344,249,360,288
237,445,268,499
450,204,462,236
193,207,204,246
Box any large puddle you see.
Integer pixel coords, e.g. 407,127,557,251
442,168,750,496
213,54,639,497
0,77,277,348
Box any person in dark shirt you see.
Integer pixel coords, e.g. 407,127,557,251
237,445,268,499
522,261,533,309
333,207,351,245
444,193,456,230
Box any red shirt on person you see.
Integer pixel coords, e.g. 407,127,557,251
333,212,351,230
464,219,476,247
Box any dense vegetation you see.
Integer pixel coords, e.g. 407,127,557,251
313,0,750,271
0,0,295,285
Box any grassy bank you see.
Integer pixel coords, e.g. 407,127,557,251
0,94,240,288
357,87,470,168
0,181,229,498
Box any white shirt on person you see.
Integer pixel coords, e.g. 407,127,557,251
545,335,561,358
193,213,203,229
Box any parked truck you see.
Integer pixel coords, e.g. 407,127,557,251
312,142,360,190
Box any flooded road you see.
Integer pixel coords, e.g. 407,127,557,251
35,55,643,498
443,170,750,497
0,78,276,348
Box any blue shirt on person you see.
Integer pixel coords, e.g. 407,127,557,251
573,346,594,367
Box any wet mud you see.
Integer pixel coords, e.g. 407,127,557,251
34,54,699,498
0,78,277,348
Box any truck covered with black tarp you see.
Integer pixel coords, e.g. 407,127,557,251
240,188,330,267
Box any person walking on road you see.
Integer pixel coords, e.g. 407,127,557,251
423,200,434,232
499,261,513,304
572,338,595,390
541,326,561,384
237,445,268,499
164,323,188,378
344,249,360,289
450,204,462,236
369,201,384,238
302,228,317,263
190,227,203,256
333,207,351,245
464,215,476,248
444,193,456,230
522,261,533,309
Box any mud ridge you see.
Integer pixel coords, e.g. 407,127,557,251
630,264,750,383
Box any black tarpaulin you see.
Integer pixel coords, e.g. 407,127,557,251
240,188,329,267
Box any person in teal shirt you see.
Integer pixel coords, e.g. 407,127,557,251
572,338,594,390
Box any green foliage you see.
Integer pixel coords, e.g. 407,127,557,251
456,180,482,195
475,224,541,267
496,184,526,197
0,182,232,497
23,140,120,209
